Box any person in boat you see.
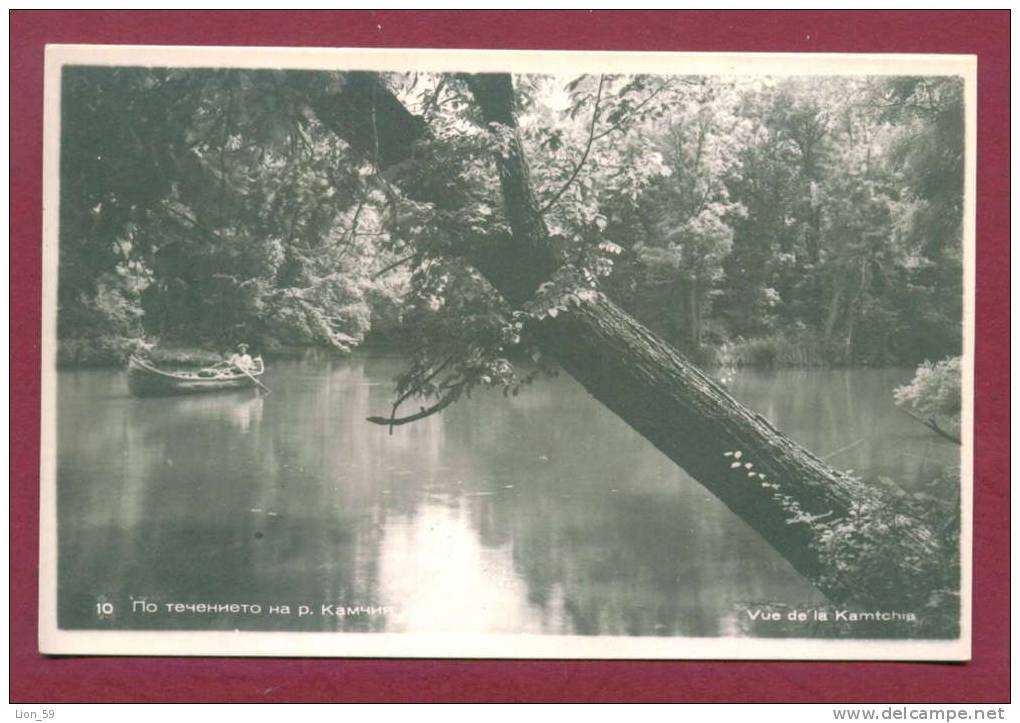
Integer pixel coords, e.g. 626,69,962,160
227,343,255,373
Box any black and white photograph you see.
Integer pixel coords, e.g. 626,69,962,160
39,46,974,659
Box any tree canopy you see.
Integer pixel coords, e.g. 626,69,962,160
59,67,963,377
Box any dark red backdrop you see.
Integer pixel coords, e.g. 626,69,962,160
10,10,1010,703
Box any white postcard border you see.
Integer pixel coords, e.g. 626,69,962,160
39,44,976,661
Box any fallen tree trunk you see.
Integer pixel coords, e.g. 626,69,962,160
312,71,940,601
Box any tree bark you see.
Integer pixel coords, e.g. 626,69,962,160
311,71,931,598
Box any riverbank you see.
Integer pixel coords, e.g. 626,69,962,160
56,336,363,369
718,334,834,368
56,330,949,370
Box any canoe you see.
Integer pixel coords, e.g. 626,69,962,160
127,355,265,397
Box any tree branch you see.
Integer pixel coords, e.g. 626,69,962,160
372,252,417,279
421,76,447,122
161,202,232,247
897,406,962,445
332,199,367,260
537,75,605,216
367,386,462,433
590,79,671,142
392,355,455,410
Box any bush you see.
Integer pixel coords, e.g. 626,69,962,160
719,333,832,368
894,357,962,435
57,335,149,367
262,274,370,352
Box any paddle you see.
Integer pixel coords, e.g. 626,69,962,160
237,361,271,395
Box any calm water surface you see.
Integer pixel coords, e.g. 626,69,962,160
57,355,958,636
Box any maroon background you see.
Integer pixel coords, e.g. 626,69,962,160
10,10,1010,703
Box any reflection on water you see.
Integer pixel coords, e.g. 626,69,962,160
725,369,957,489
57,356,958,636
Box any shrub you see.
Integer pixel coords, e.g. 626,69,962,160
719,333,832,368
894,357,962,435
262,274,371,352
57,335,149,366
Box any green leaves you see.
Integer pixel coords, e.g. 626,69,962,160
893,357,962,431
59,66,964,377
60,66,398,349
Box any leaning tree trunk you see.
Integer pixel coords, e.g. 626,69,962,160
311,72,937,599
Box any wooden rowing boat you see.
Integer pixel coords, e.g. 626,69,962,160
127,355,266,397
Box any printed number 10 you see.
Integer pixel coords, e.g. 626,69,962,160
96,602,113,616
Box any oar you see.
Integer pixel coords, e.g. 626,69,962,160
238,364,271,395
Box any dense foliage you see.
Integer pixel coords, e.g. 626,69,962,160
58,68,404,363
894,356,963,442
58,69,964,372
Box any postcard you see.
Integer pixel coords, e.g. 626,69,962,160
39,45,974,659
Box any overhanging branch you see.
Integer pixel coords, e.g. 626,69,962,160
538,75,605,216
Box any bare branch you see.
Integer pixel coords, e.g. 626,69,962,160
367,386,462,433
372,252,417,280
161,202,232,247
896,407,962,445
333,199,366,260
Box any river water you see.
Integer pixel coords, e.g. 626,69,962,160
56,355,958,636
